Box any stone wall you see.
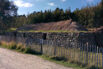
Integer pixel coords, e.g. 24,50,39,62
46,32,97,47
0,32,99,48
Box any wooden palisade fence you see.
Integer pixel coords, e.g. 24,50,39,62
0,35,103,68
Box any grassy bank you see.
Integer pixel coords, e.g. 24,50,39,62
18,30,89,33
0,41,100,69
4,27,89,33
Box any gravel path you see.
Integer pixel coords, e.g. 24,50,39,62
0,48,73,69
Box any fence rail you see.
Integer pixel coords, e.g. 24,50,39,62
0,35,103,68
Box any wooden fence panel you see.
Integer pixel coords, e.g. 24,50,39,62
1,35,103,69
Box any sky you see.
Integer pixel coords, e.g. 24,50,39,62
10,0,101,15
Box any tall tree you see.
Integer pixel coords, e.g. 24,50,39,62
0,0,17,30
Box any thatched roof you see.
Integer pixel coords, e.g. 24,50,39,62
17,20,87,31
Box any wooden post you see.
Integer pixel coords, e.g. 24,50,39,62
86,42,88,65
91,45,93,65
102,48,103,68
99,48,100,67
40,39,43,54
68,46,69,58
97,46,98,69
82,43,83,64
80,43,82,63
68,41,70,58
94,46,96,66
74,45,75,61
84,44,85,64
89,45,91,65
54,41,56,56
79,43,81,63
51,40,53,56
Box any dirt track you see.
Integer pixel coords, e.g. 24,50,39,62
0,48,73,69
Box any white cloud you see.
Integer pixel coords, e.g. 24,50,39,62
14,0,33,8
86,0,94,3
35,0,43,1
48,2,55,6
61,0,66,2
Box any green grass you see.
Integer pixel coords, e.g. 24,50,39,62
40,55,88,69
7,28,17,32
0,27,90,33
0,28,17,32
18,30,89,33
